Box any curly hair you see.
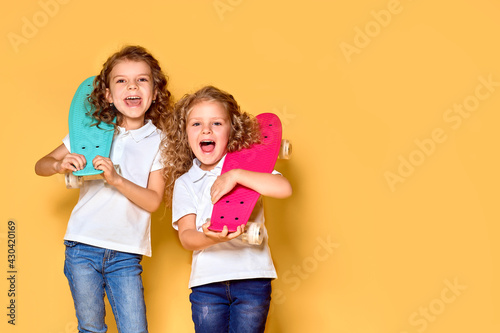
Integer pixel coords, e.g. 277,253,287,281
88,45,173,131
162,85,261,205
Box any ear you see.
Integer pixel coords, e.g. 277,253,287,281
105,88,113,103
153,88,158,102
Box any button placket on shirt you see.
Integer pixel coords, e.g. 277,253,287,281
111,131,128,164
203,172,218,200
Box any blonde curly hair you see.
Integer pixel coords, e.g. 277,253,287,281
88,45,173,131
162,85,261,205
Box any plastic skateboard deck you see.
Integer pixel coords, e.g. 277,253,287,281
68,76,114,177
209,113,283,233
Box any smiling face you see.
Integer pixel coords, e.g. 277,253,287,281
105,60,157,130
186,101,232,171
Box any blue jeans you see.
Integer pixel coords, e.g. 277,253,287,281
63,241,148,333
190,279,272,333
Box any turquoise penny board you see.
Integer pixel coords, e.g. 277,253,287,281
68,76,114,176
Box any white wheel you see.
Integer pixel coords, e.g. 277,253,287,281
279,139,292,160
242,222,264,245
65,173,83,189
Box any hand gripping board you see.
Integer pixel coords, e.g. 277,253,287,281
209,113,282,232
68,76,114,176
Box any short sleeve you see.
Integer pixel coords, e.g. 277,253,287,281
150,149,163,172
172,177,197,230
62,134,71,152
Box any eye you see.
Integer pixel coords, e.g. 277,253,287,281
138,77,149,82
192,122,201,127
213,121,223,126
116,79,126,83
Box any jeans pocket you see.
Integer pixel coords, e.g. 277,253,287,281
64,240,78,247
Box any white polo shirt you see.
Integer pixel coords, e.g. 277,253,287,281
172,156,278,288
62,120,163,256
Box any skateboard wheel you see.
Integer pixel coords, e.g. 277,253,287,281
279,139,292,160
65,173,83,189
242,222,264,245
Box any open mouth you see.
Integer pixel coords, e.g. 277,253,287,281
124,96,142,107
200,140,215,153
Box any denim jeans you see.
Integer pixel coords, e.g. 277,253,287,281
63,241,148,333
190,279,272,333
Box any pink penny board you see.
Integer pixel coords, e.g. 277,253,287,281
209,113,282,232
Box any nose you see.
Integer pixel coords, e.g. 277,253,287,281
201,123,212,134
127,81,138,90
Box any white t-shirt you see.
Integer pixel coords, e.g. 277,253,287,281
63,120,163,257
172,156,278,288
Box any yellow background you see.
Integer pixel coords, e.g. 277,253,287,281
1,0,499,332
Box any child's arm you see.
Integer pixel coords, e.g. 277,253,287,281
210,169,292,204
177,214,245,251
36,146,164,212
35,144,86,176
92,155,165,213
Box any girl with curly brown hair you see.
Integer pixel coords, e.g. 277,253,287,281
35,45,173,332
162,85,292,333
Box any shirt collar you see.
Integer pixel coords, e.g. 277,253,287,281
117,119,157,143
188,155,227,183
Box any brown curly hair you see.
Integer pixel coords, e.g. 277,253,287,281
88,45,173,131
162,85,261,205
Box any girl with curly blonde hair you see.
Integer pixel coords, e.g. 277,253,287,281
162,85,261,203
35,45,173,332
164,85,292,333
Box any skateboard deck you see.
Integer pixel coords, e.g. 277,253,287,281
209,113,283,233
68,76,114,178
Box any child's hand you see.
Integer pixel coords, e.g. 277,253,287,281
93,155,121,186
58,153,87,173
211,169,239,204
202,220,245,243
